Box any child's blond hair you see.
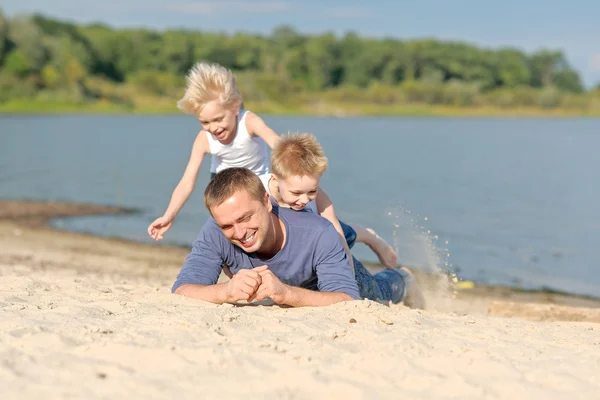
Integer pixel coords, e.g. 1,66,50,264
177,62,243,115
271,133,328,179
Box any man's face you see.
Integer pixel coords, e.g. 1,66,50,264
210,190,272,253
275,174,320,211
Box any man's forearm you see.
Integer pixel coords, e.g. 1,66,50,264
283,286,353,307
174,283,229,303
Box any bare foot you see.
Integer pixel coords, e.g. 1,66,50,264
365,228,397,269
400,267,427,310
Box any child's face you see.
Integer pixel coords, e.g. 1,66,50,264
198,100,239,144
275,174,321,211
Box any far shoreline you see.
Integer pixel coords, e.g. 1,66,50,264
2,99,600,118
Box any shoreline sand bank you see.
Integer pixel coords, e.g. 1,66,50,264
2,199,600,399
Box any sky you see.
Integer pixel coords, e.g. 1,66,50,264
3,0,600,88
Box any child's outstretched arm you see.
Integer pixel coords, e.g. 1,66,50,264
315,189,355,275
148,132,209,240
246,111,280,149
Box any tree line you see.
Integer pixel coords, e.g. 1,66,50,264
0,10,599,112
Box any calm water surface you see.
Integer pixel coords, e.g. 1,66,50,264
1,115,599,297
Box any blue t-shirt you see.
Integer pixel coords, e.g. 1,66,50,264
172,204,360,299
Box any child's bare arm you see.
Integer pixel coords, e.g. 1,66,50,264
164,132,209,219
315,189,356,275
245,111,280,149
148,132,208,240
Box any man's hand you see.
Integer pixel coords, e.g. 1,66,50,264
225,265,267,302
249,267,290,304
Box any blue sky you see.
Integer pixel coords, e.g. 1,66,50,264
3,0,600,87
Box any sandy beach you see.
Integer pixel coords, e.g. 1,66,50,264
1,200,599,399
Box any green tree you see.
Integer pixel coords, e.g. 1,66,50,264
0,10,9,65
80,24,124,81
64,57,85,86
269,25,304,81
7,16,50,74
228,33,262,71
300,33,338,90
3,49,31,76
529,50,565,87
41,64,60,88
0,11,594,110
552,69,584,93
494,48,531,88
336,32,369,86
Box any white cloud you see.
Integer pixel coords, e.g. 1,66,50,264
168,1,292,14
589,54,600,72
324,6,374,18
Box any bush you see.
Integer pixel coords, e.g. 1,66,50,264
400,80,444,104
236,71,302,103
487,90,514,108
511,86,538,107
365,82,405,105
560,94,591,110
0,72,38,101
321,85,365,104
441,80,481,106
127,70,181,96
41,64,60,88
536,87,562,109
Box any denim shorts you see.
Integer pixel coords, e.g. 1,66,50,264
353,257,411,304
339,220,357,249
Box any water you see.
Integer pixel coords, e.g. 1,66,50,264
1,115,599,297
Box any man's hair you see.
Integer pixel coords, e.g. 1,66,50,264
177,62,243,115
204,167,267,212
271,133,328,179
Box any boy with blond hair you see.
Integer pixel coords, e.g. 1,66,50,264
257,133,424,307
261,133,400,272
148,61,280,241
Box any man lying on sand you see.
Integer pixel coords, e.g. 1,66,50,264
172,167,425,308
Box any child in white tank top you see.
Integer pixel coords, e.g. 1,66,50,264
148,62,280,241
207,109,270,178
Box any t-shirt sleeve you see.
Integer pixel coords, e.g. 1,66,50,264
313,226,360,300
171,220,224,293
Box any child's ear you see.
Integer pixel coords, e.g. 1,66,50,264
270,175,281,188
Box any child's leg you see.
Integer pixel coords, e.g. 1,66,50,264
350,224,397,269
338,220,357,249
353,257,426,309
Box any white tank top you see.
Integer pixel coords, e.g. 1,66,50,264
259,174,318,214
208,110,270,175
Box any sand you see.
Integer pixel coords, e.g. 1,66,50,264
1,200,600,399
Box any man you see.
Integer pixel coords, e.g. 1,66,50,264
172,167,425,308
